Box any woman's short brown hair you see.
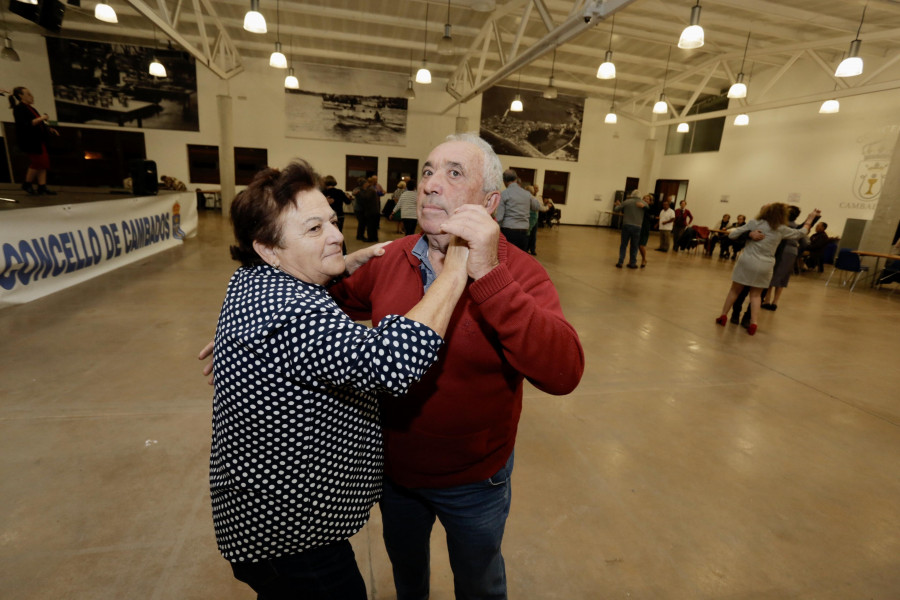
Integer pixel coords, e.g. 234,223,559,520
229,160,320,267
756,202,790,230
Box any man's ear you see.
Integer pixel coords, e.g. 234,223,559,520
252,240,278,266
484,191,501,215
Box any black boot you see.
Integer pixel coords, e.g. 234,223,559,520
740,311,751,329
37,185,57,196
22,182,37,196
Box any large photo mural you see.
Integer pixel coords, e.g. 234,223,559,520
479,86,583,162
45,38,199,132
285,64,408,146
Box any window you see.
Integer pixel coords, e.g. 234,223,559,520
542,170,570,205
509,167,537,189
187,145,269,185
665,95,727,155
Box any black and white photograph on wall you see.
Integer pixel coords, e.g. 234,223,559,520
45,38,199,132
286,63,408,146
479,86,583,162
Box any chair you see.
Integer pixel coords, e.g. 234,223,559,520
547,207,561,228
825,249,869,291
822,241,838,266
688,226,710,254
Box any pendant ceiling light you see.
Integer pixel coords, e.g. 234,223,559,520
605,72,618,123
148,27,166,78
727,31,751,99
438,0,454,56
2,35,19,61
269,0,287,68
653,46,671,115
243,0,267,34
284,36,299,89
819,99,840,114
820,54,841,114
405,49,416,100
734,113,749,126
596,15,616,80
94,0,117,24
678,1,704,49
835,4,866,77
510,73,523,112
1,4,19,61
677,122,689,133
416,3,432,84
543,48,558,99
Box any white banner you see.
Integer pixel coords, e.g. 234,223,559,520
0,192,198,308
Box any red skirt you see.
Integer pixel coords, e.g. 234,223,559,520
28,145,50,170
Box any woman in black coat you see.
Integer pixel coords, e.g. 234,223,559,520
9,86,59,195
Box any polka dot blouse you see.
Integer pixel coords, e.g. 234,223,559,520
210,265,443,562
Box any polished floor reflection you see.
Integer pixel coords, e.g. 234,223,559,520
1,213,898,599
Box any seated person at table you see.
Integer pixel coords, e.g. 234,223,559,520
707,213,732,257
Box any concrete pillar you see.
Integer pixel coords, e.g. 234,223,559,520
217,94,236,218
859,132,900,252
639,137,658,195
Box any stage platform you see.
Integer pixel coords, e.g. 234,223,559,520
0,184,185,211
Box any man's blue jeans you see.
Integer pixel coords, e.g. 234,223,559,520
618,224,641,266
379,452,514,600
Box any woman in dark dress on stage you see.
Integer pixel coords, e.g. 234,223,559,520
9,86,59,195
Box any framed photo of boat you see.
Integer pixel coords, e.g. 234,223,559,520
479,86,583,162
285,63,408,146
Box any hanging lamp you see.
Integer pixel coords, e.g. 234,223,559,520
653,46,671,115
269,0,287,68
284,35,299,89
835,5,866,77
148,27,166,78
510,73,523,112
678,1,704,49
543,48,558,99
605,74,618,123
727,32,751,99
677,122,689,133
415,3,432,83
405,49,416,100
243,0,267,34
1,4,19,61
94,0,117,23
734,113,749,126
596,16,616,79
438,0,454,56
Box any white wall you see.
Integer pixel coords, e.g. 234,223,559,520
5,30,898,235
653,59,900,238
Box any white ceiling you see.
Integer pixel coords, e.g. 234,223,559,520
7,0,900,124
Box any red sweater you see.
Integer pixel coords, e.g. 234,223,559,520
331,234,584,488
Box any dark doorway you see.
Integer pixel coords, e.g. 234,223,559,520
655,179,688,206
387,157,418,192
625,176,639,196
345,155,378,190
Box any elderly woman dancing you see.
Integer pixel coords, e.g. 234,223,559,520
209,160,469,599
715,203,819,335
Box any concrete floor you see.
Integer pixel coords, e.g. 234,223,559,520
1,212,899,599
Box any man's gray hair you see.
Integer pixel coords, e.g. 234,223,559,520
445,133,504,193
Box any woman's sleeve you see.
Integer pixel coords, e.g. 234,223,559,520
277,304,444,398
728,222,753,239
